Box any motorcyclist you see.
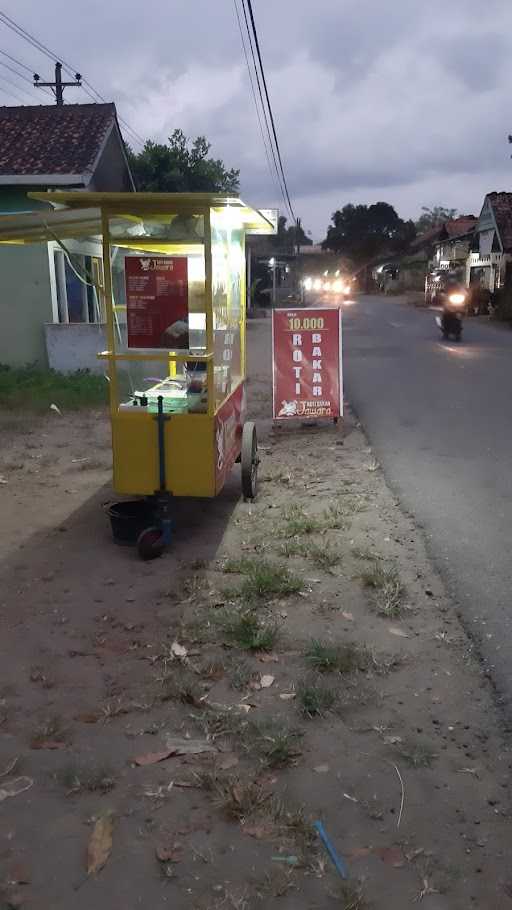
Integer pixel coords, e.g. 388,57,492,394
438,271,466,340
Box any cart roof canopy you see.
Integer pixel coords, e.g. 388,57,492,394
0,192,275,244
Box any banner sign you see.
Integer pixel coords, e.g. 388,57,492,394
272,307,343,420
126,256,188,348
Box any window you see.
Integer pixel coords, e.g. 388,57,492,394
53,250,104,324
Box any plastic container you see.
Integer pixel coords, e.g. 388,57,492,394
105,499,156,545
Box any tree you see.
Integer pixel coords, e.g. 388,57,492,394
415,205,458,234
271,215,312,252
127,129,240,194
322,202,416,264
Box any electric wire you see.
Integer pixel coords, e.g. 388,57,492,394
0,10,144,147
244,0,296,222
232,0,281,203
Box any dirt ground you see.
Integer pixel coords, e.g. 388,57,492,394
0,319,511,909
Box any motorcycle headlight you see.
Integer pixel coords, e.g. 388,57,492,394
333,279,343,293
303,277,313,291
313,278,322,291
449,293,466,305
323,281,331,291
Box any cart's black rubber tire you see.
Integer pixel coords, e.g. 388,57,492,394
137,526,165,560
241,421,259,501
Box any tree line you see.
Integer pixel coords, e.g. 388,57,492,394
127,130,458,263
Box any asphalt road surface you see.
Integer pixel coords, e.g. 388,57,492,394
335,294,512,713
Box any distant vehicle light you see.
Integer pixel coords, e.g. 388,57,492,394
303,277,313,291
313,278,322,291
323,280,331,291
333,279,343,293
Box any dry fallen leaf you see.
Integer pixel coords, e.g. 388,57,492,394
389,627,409,638
156,843,183,863
0,777,33,802
341,611,354,621
374,846,405,867
279,693,295,701
383,735,403,746
236,704,252,714
260,675,275,689
171,641,187,660
135,738,216,765
31,740,67,751
87,812,114,876
314,764,329,774
134,750,175,767
258,654,279,664
347,847,372,860
243,823,274,840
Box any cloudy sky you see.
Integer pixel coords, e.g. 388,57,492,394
7,0,512,238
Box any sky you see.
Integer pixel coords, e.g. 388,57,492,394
5,0,512,239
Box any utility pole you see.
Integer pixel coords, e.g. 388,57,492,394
33,63,82,105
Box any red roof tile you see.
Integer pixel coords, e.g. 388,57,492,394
0,103,117,178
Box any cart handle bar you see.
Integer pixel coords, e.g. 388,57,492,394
97,351,214,363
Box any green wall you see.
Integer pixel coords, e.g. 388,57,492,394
0,187,51,214
0,244,53,366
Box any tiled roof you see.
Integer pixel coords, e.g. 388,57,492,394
487,192,512,253
444,216,477,238
0,103,117,178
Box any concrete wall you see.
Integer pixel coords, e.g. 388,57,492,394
0,244,53,366
45,323,107,373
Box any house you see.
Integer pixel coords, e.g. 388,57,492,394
467,192,512,292
0,103,134,370
431,216,477,271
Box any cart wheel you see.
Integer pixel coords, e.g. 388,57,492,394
241,421,259,501
137,526,165,560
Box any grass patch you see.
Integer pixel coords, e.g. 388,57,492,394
227,657,254,691
0,364,107,412
158,667,203,706
304,639,369,674
222,557,257,575
225,558,302,602
205,774,272,821
322,502,349,530
278,539,307,559
221,610,280,652
361,563,405,617
297,678,337,718
307,542,340,572
351,546,383,561
399,740,437,768
251,720,303,769
58,760,115,794
280,505,321,538
30,715,69,748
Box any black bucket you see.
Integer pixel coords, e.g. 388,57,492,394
105,499,156,546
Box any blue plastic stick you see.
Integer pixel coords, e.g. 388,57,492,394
314,821,349,880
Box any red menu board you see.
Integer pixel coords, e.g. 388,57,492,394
125,256,188,348
272,307,343,420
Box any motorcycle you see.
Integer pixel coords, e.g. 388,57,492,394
435,289,466,341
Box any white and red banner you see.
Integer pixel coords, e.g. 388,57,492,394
126,256,188,349
272,307,343,420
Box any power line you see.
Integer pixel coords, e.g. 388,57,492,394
0,78,27,104
0,10,144,147
244,0,296,222
238,0,290,216
0,46,33,74
232,0,279,199
0,54,53,100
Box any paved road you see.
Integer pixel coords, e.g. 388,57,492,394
339,294,512,711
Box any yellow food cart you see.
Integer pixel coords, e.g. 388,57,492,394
0,192,274,557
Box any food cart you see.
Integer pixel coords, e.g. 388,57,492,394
0,192,274,557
